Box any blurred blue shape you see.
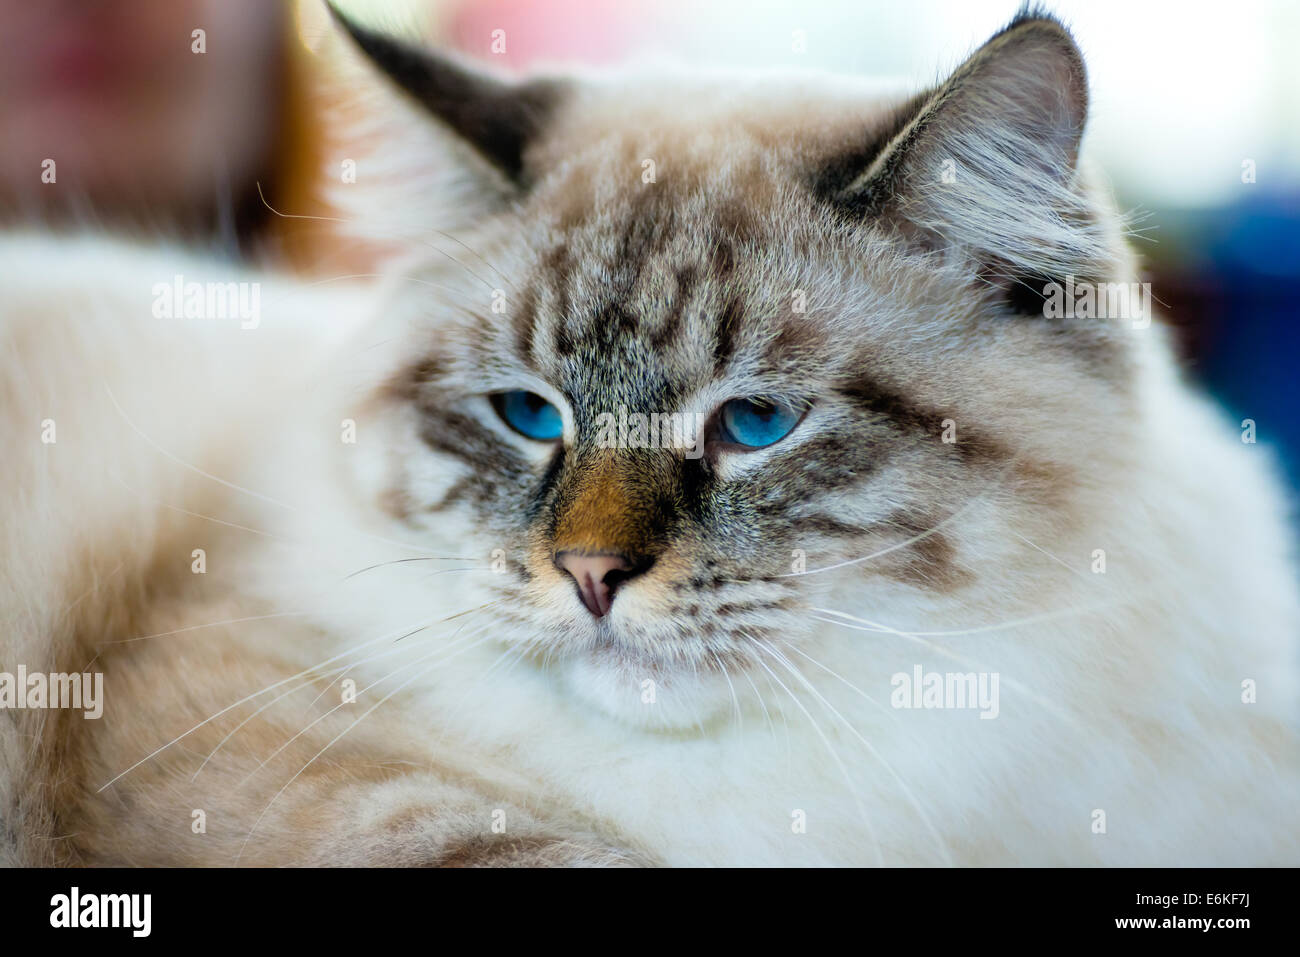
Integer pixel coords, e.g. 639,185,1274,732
1197,192,1300,493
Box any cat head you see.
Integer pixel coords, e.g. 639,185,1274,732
331,7,1141,729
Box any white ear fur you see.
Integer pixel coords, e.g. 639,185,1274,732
843,15,1115,282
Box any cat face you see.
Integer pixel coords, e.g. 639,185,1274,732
335,10,1135,728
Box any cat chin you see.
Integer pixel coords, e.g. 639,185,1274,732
556,653,734,732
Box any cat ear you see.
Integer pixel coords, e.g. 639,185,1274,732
328,4,562,188
822,12,1107,286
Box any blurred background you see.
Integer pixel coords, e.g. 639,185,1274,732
3,0,1297,489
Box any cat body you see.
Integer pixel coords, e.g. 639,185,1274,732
2,12,1297,866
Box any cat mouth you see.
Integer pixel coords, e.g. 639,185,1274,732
585,614,649,654
568,613,721,672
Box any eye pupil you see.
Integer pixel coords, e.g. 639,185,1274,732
492,390,563,441
719,397,802,449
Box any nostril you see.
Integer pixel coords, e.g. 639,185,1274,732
554,550,649,617
600,564,635,591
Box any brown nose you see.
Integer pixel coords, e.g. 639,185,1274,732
554,551,646,618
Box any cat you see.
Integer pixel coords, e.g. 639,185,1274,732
2,6,1297,866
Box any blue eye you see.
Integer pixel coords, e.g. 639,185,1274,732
718,398,803,449
491,390,564,441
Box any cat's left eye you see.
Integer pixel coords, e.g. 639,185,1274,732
717,398,803,449
491,390,564,441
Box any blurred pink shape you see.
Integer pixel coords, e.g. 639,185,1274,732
443,0,666,69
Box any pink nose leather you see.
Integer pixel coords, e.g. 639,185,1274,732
555,551,633,618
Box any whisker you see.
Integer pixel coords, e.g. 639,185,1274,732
753,637,953,867
103,386,446,557
109,611,315,645
192,667,346,781
1013,532,1095,583
104,384,295,512
235,635,481,790
780,454,1025,579
439,597,506,623
785,643,893,718
95,611,472,791
709,649,744,735
344,556,482,580
810,609,1092,734
255,182,516,292
745,633,884,867
232,646,462,865
736,666,775,735
812,600,1112,639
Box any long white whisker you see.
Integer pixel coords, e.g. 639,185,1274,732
109,611,314,645
231,649,460,865
192,668,344,781
344,556,482,579
812,601,1112,639
784,454,1024,579
745,635,884,867
255,182,515,292
1013,532,1095,583
194,630,469,782
737,665,775,735
709,650,743,735
105,384,295,512
96,615,454,791
811,609,1089,734
239,626,495,788
103,385,445,557
785,643,893,718
753,637,953,867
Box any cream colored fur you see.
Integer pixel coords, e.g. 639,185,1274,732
2,25,1298,866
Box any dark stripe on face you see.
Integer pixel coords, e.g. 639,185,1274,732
875,511,973,591
757,318,828,378
709,234,736,279
979,262,1129,381
713,199,761,245
677,454,714,523
793,508,971,592
426,475,474,513
761,434,890,505
526,444,566,522
788,513,870,537
839,377,1008,462
607,189,678,302
713,296,743,374
541,244,576,358
649,264,699,350
513,276,539,363
417,405,529,480
381,356,448,404
595,298,640,347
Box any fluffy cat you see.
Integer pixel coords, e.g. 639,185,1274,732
2,9,1297,866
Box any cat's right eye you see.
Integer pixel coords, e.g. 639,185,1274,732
490,390,564,441
717,398,803,449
